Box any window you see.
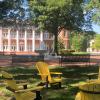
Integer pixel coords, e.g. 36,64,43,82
11,32,16,38
11,45,16,51
27,33,32,38
3,45,8,51
3,33,8,38
19,33,24,38
43,32,49,39
35,33,40,39
19,45,24,51
27,44,32,51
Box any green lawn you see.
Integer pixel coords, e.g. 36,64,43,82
0,64,99,100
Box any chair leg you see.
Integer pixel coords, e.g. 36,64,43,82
34,91,42,100
46,82,49,88
46,76,49,88
58,82,61,88
23,84,27,89
50,82,61,89
10,96,16,100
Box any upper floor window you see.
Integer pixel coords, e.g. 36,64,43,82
11,32,16,38
44,32,49,39
3,33,8,38
27,33,32,38
35,33,40,39
19,33,24,38
2,28,8,33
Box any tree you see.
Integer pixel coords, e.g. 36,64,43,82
91,34,100,79
70,30,96,52
71,32,84,51
0,0,27,26
71,34,81,51
0,0,14,20
58,39,65,52
29,0,86,54
85,0,100,25
92,34,100,50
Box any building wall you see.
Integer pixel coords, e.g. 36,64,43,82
58,29,70,49
0,26,70,55
0,26,54,55
87,39,100,52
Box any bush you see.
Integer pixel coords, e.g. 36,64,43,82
59,49,75,55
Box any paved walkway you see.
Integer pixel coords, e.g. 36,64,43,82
0,59,97,68
0,55,99,67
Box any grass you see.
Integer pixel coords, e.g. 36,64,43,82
0,64,99,100
72,52,90,55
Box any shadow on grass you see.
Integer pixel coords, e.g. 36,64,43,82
0,65,99,100
51,65,98,85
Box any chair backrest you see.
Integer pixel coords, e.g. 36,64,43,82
1,71,18,90
35,62,52,82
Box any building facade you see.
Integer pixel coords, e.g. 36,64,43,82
58,29,70,49
87,39,100,53
0,26,54,55
0,26,70,55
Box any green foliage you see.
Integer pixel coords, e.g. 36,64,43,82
92,34,100,50
58,39,65,52
70,30,96,52
0,0,14,19
0,0,27,26
59,49,75,55
85,0,100,25
71,32,87,51
30,0,85,31
29,0,85,54
71,34,81,51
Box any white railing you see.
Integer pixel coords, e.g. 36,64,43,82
35,35,40,39
11,35,16,39
43,36,54,40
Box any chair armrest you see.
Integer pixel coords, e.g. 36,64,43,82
17,83,28,86
37,82,46,86
6,86,15,92
15,86,44,93
17,83,28,89
38,73,48,76
50,72,62,75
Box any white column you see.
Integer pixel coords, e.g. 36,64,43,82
40,31,43,42
40,31,45,50
16,30,19,51
24,29,27,51
52,35,55,52
8,28,11,51
32,29,35,52
0,27,2,51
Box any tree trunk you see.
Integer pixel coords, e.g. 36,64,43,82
54,30,58,55
98,66,100,79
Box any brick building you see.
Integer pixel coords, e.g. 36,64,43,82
0,26,69,55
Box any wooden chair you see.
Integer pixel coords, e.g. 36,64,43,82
35,61,62,88
75,81,100,100
1,71,44,100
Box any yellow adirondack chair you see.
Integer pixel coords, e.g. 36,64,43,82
1,71,43,100
35,61,62,88
75,80,100,100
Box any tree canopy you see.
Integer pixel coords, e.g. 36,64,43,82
0,0,14,19
0,0,28,26
85,0,100,25
29,0,86,54
92,34,100,50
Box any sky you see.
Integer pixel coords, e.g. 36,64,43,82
92,24,100,34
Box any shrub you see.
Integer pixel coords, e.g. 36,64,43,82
59,49,75,55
